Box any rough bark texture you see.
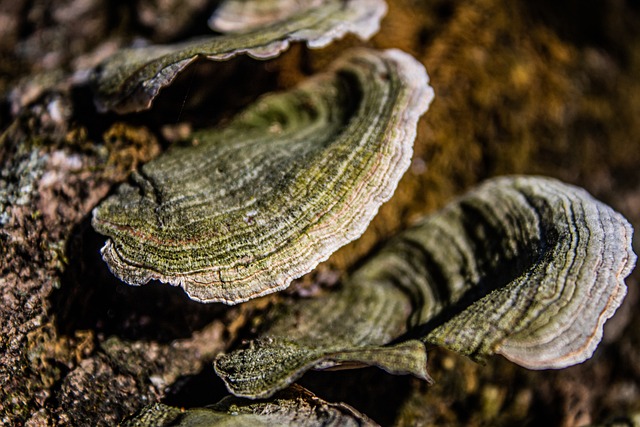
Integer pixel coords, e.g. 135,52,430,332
1,0,639,426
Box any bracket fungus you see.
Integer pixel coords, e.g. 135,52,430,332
91,0,386,113
214,176,636,399
92,48,433,304
213,268,432,398
122,384,377,427
209,0,386,40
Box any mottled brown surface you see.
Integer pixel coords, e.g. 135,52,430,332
1,0,639,426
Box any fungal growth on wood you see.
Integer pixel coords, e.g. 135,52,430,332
209,0,386,40
91,0,387,113
417,176,636,369
209,0,328,32
92,48,434,304
214,176,636,398
213,273,431,398
122,385,377,427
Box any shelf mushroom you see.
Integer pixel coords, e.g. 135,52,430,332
122,384,378,427
214,176,636,398
208,0,386,43
92,48,434,304
91,0,386,113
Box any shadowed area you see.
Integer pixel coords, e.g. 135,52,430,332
52,215,226,343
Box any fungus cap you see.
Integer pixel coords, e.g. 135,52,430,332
214,176,636,398
92,0,387,113
122,384,378,427
92,48,434,304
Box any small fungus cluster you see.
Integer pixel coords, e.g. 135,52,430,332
86,0,637,425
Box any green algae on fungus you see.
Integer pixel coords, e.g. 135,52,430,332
214,176,635,398
92,48,433,304
91,0,386,113
122,384,378,427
